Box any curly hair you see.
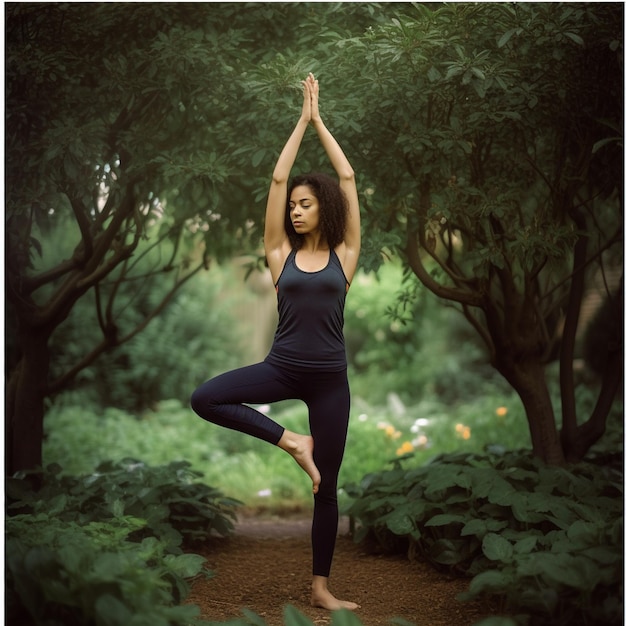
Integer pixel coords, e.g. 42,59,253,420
284,173,349,251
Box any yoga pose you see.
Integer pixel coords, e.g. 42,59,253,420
191,73,360,611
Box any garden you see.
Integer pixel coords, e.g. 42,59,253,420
8,260,623,626
6,3,623,626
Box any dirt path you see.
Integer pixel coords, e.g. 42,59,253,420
187,515,489,626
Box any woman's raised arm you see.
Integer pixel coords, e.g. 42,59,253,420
264,80,313,282
308,75,361,282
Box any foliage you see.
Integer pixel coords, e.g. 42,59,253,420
8,459,241,546
343,450,623,626
48,256,247,412
4,0,387,474
6,459,241,626
6,1,622,473
345,262,506,405
6,515,207,626
322,1,623,464
42,385,537,511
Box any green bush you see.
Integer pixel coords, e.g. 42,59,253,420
6,460,241,626
8,459,241,547
6,515,207,626
344,450,623,626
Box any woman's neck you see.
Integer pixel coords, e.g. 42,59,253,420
300,233,328,253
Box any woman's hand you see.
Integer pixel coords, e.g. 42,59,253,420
308,73,321,124
301,73,321,124
300,75,312,122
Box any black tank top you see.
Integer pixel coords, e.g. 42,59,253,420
265,248,349,371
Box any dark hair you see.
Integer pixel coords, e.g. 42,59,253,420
285,173,349,251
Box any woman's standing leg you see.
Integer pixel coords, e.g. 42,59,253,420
304,369,359,610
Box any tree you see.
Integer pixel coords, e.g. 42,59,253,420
5,2,384,475
324,3,623,464
7,2,622,475
5,3,252,475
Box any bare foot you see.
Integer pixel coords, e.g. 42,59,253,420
277,430,321,494
311,580,360,611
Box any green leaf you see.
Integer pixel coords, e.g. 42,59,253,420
566,520,599,547
461,518,508,538
241,607,268,626
94,593,133,626
386,512,414,535
514,535,538,554
469,569,509,594
564,32,584,46
164,553,206,578
425,513,465,527
482,533,514,563
427,66,442,82
283,604,315,625
592,136,619,154
331,608,368,625
497,28,517,48
251,148,267,168
471,67,486,80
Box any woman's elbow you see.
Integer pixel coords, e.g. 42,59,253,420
339,168,355,182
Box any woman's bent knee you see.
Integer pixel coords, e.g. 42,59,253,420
190,383,214,417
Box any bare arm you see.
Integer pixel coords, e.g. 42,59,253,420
264,81,313,282
309,75,361,282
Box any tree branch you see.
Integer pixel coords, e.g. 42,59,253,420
405,227,483,307
46,261,206,395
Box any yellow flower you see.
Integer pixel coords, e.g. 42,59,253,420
455,424,471,440
385,425,396,438
496,406,508,417
396,441,414,455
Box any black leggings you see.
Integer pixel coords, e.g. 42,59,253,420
190,361,350,577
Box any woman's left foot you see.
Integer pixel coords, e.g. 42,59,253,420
311,587,360,611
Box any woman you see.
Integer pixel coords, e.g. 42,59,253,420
191,73,360,611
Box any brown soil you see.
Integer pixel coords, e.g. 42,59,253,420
187,513,490,626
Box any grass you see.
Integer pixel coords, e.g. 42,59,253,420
43,386,531,513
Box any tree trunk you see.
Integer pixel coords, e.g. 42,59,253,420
6,328,52,477
499,357,566,466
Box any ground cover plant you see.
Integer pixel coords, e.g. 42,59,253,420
6,460,240,626
343,446,623,626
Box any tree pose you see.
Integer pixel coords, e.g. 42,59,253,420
191,73,361,610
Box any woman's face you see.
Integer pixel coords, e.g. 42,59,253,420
289,185,320,235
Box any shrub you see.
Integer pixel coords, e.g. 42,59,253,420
6,515,208,626
6,460,241,626
8,459,241,547
344,450,623,626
